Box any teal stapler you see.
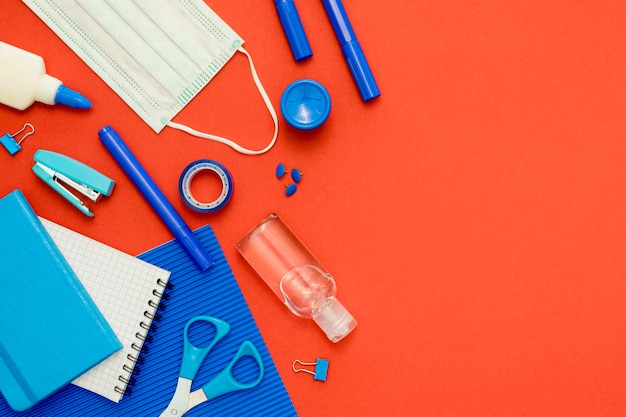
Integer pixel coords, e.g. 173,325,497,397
32,150,115,217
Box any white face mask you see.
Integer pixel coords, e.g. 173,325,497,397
23,0,278,155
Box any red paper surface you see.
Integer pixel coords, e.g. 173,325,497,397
2,1,626,415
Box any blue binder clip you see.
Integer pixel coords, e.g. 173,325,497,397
32,149,115,217
292,358,329,381
1,123,35,155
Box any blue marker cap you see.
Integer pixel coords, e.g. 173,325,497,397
322,0,380,101
274,0,312,61
54,85,92,109
341,41,380,102
280,79,331,130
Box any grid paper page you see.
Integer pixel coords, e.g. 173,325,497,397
40,218,171,403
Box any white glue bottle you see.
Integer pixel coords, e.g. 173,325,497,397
0,41,91,110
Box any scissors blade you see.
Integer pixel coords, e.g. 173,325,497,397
159,377,192,417
187,388,209,413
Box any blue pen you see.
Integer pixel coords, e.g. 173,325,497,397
321,0,380,101
99,126,214,271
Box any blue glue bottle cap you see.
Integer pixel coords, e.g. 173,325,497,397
54,85,92,109
280,79,331,130
274,0,312,61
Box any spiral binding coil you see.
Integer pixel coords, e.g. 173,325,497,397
113,278,173,396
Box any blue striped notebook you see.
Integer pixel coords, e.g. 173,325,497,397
0,224,298,417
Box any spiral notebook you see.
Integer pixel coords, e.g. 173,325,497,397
39,218,171,403
0,190,122,412
0,224,297,416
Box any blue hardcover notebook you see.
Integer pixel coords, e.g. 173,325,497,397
0,190,121,412
0,223,298,416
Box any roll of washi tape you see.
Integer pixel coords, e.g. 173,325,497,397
179,159,233,213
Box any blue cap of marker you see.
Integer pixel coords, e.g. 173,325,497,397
280,79,331,130
322,0,380,101
274,0,312,61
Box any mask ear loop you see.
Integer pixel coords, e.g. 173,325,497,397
166,46,278,155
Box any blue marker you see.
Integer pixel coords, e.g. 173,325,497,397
321,0,380,101
274,0,312,61
99,126,214,271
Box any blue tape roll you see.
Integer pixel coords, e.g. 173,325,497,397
179,159,233,213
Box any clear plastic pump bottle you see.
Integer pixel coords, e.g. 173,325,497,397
0,41,91,110
237,213,357,342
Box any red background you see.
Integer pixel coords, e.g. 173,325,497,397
3,1,626,415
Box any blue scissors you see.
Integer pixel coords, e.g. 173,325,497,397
158,316,265,417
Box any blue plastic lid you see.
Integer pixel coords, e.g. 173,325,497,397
280,79,331,130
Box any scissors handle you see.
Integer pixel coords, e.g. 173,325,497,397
201,341,265,400
180,316,231,380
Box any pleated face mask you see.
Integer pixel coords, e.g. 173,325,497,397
23,0,278,155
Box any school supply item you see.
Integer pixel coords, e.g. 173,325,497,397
179,159,234,213
275,165,303,183
0,190,120,411
293,358,329,381
237,213,357,342
0,224,298,416
290,168,303,183
322,0,380,101
280,79,332,130
285,183,299,196
23,0,278,155
275,164,304,196
99,126,213,271
158,316,264,417
1,123,35,155
0,40,91,110
39,218,171,403
32,150,115,217
274,0,313,61
276,163,288,179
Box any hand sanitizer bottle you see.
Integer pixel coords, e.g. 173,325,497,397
237,213,357,342
0,41,91,110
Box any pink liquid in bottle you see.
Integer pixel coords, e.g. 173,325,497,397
237,213,357,342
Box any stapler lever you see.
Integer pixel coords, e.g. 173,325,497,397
32,150,115,217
